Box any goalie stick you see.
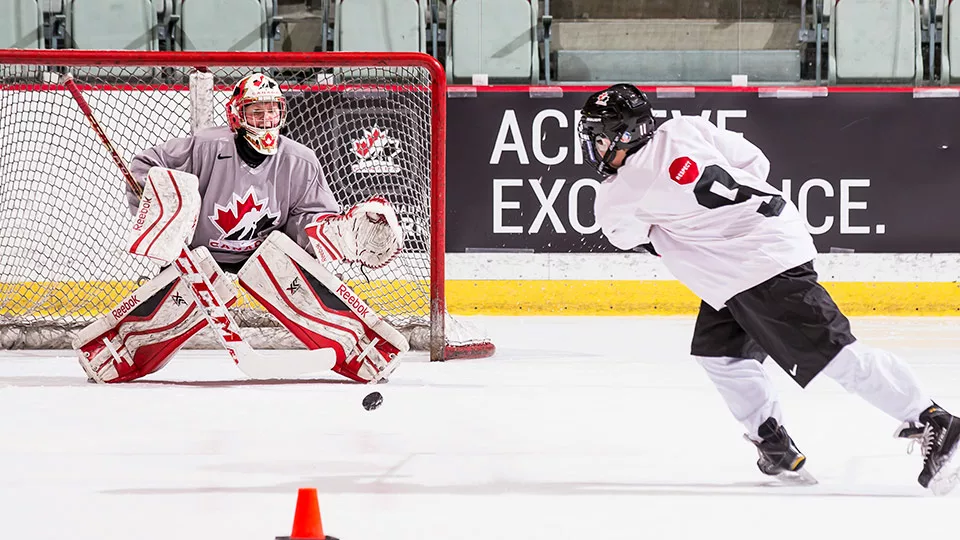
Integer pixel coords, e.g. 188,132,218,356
62,73,356,381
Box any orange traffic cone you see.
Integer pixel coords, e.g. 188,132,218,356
276,488,339,540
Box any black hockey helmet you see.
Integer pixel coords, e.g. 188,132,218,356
578,84,656,178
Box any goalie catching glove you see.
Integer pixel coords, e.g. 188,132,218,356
238,231,408,383
305,196,403,268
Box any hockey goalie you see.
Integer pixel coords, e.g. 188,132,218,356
75,73,408,384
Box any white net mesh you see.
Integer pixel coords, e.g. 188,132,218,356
0,52,493,360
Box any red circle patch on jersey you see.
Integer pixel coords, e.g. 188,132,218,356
668,156,699,185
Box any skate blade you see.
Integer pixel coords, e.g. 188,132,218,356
929,470,959,496
776,468,818,486
929,446,960,496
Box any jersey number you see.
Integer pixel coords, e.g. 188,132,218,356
693,165,785,218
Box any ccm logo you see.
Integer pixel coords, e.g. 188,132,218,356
132,196,154,231
335,284,370,317
112,295,140,320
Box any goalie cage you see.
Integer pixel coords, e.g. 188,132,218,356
0,50,494,361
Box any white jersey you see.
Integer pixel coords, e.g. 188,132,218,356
594,116,817,309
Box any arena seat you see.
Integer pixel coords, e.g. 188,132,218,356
334,0,426,53
175,0,266,51
825,0,923,84
67,0,158,51
1,0,43,49
445,0,539,84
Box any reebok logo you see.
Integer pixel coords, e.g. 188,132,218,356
111,295,140,321
335,284,370,317
217,153,232,160
132,196,153,231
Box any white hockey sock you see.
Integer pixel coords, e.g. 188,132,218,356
821,341,933,423
695,355,782,439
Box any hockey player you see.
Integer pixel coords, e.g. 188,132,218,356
74,73,407,385
578,83,960,494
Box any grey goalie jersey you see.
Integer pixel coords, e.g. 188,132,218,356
128,126,340,267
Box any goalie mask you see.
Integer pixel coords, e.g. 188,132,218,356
578,84,657,178
226,73,287,155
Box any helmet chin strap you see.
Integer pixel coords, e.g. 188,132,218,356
598,129,629,173
601,146,620,170
599,128,652,175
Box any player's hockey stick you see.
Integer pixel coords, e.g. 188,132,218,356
62,73,342,380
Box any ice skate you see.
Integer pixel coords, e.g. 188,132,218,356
745,417,817,485
895,404,960,495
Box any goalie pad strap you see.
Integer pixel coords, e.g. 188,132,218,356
74,247,236,383
237,231,408,382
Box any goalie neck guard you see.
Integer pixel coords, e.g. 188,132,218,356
226,73,287,156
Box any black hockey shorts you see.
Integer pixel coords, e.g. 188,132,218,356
689,261,856,388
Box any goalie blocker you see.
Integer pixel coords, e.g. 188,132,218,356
238,231,409,383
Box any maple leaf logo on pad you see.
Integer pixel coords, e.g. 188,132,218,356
208,187,280,251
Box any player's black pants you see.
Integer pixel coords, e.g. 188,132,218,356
690,261,856,388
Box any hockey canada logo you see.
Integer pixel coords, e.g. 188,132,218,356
350,126,402,174
208,187,280,252
595,92,610,106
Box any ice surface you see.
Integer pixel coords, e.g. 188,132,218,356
1,316,958,539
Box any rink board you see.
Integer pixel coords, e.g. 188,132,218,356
3,256,960,317
0,278,431,319
447,280,960,316
6,279,956,317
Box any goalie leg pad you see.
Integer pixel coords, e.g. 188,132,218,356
73,247,237,383
237,231,409,383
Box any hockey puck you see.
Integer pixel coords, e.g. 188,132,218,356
362,391,383,411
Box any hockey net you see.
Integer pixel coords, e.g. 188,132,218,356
0,50,493,361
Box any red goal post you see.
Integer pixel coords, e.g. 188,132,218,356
0,49,494,361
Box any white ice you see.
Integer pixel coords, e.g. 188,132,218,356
1,316,959,540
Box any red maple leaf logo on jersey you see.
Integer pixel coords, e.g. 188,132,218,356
209,187,280,242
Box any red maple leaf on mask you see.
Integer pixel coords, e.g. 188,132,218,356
212,191,263,235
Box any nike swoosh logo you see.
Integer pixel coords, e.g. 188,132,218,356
217,154,232,160
790,364,798,377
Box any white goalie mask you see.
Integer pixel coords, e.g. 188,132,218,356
225,73,287,155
